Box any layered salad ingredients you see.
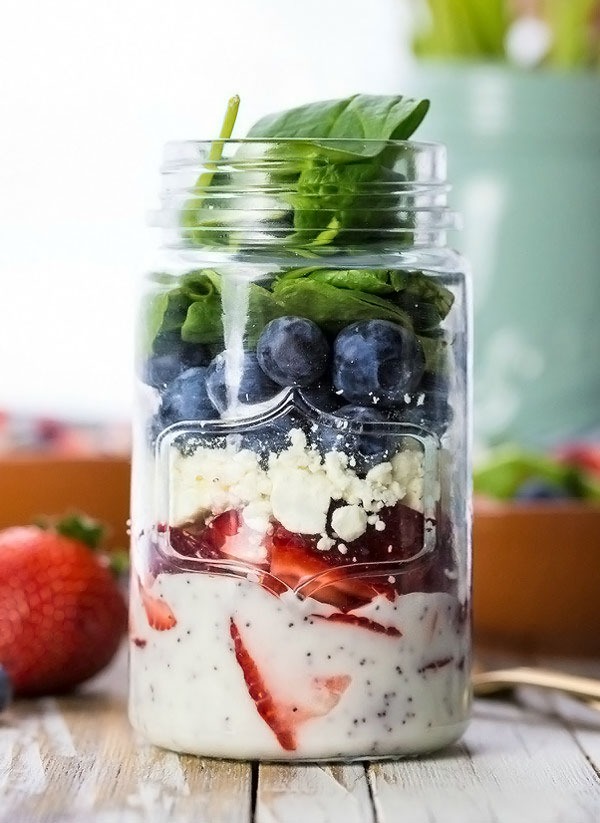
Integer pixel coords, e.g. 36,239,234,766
129,94,470,759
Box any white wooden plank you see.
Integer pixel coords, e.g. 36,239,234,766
0,647,252,823
368,697,600,823
532,656,600,777
255,764,374,823
513,675,600,782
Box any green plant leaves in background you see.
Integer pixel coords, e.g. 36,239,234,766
474,447,600,501
412,0,599,69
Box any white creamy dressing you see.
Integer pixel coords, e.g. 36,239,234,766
129,573,469,759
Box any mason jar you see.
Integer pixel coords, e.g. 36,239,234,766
128,138,472,760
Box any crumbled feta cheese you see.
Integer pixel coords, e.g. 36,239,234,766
170,427,428,531
242,500,272,533
331,505,368,542
270,467,333,534
316,535,336,552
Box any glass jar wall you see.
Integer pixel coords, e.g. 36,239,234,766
129,138,472,760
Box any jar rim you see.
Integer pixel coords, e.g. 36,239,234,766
156,137,457,253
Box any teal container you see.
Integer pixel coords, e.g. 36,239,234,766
410,64,600,448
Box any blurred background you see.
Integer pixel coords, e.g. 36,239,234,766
1,0,598,455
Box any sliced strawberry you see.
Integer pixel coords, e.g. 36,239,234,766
211,509,242,538
170,510,268,567
138,576,177,631
229,619,352,751
229,618,296,751
312,613,402,637
298,674,351,721
418,656,454,674
269,533,394,611
169,524,223,561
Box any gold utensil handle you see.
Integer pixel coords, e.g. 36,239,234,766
473,666,600,702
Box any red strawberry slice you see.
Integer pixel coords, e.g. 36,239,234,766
229,619,352,751
229,618,296,751
268,536,394,611
170,510,268,567
418,656,454,674
211,509,241,538
294,674,352,722
312,613,402,637
138,576,177,631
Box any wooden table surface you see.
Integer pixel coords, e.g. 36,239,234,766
1,648,600,823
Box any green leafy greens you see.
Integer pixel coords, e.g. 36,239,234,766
247,94,429,155
150,265,452,374
183,93,430,248
152,94,452,379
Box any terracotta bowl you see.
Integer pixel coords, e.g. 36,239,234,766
0,455,131,550
473,501,600,656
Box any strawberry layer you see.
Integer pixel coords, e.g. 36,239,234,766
129,572,470,760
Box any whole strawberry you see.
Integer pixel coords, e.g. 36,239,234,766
0,515,127,696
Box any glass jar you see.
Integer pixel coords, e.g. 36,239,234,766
129,138,472,761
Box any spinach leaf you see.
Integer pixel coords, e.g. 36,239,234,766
277,267,454,321
182,94,430,248
149,265,449,376
173,272,282,347
389,270,454,319
180,272,223,343
289,159,405,244
248,95,429,245
280,268,396,294
247,94,430,156
182,97,241,247
271,278,413,336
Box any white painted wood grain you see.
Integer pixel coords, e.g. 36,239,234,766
0,648,252,823
255,764,374,823
369,697,600,823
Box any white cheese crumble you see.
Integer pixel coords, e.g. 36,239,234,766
331,505,368,542
316,535,336,552
169,427,426,535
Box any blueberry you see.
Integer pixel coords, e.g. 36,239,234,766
152,329,183,355
319,405,393,471
514,479,570,501
241,415,298,462
152,330,211,362
143,340,211,390
257,316,330,387
333,320,425,408
144,354,185,389
395,373,453,435
0,665,12,713
205,352,280,414
160,367,219,425
299,380,344,413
